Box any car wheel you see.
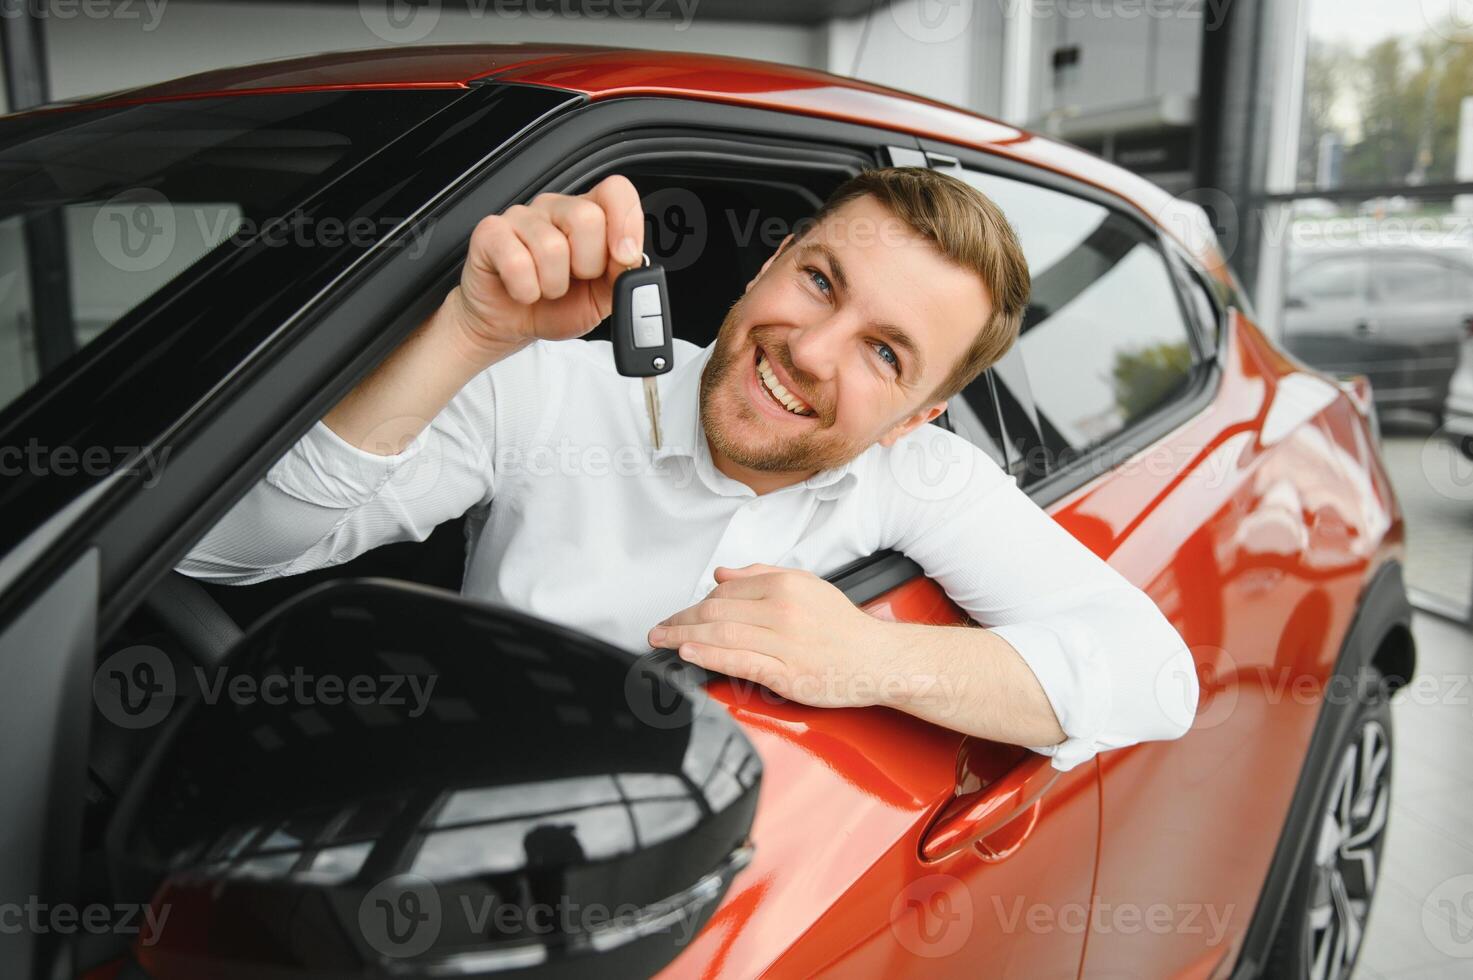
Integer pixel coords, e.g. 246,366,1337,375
1456,434,1473,462
1267,667,1392,980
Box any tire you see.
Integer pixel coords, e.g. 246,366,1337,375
1456,434,1473,462
1265,667,1393,980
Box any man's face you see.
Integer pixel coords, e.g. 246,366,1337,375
699,195,993,484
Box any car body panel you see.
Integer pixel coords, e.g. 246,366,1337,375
664,577,1099,978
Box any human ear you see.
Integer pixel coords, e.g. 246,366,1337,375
878,401,948,447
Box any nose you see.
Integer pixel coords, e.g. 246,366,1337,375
784,313,851,382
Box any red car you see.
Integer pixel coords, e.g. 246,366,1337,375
0,46,1411,980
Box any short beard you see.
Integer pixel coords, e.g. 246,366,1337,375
698,301,870,474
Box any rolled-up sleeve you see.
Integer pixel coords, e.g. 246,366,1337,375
176,341,550,584
881,425,1198,770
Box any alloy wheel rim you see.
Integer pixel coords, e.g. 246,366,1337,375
1304,718,1390,980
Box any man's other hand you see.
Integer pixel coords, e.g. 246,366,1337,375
647,564,913,710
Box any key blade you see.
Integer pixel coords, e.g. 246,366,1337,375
643,376,663,450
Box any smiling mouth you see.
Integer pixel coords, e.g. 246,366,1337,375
754,347,815,416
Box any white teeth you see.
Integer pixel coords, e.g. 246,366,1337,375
757,354,812,416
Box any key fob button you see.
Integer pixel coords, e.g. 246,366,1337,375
631,283,662,319
633,314,665,349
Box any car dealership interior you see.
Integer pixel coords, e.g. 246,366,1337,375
2,1,1472,977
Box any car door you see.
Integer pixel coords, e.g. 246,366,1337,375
929,151,1320,976
1366,251,1473,410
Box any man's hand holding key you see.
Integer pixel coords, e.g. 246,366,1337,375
323,174,646,456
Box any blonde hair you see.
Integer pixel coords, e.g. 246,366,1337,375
805,167,1031,403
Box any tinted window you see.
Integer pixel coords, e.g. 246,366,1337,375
1291,254,1370,304
956,169,1199,463
1372,253,1470,303
939,372,1008,471
0,90,462,417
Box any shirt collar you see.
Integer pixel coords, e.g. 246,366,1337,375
635,340,860,501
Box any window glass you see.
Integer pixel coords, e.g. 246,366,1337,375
1373,254,1469,303
0,90,462,418
1292,254,1371,305
956,169,1199,463
940,374,1008,471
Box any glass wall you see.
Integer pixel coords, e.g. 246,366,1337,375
1268,0,1473,616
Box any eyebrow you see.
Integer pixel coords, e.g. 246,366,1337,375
797,242,926,380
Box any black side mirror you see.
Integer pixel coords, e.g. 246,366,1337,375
107,578,759,979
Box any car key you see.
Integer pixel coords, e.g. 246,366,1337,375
611,254,674,450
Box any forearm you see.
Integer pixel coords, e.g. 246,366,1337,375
323,287,528,455
879,620,1067,748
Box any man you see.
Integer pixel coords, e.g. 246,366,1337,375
180,167,1197,770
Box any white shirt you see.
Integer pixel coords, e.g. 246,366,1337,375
179,337,1197,770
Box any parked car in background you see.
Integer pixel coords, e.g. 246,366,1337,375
0,45,1415,980
1282,244,1473,420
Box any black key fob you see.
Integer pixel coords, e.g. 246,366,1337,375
611,263,674,378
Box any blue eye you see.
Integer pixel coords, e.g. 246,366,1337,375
873,342,899,372
806,267,832,295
